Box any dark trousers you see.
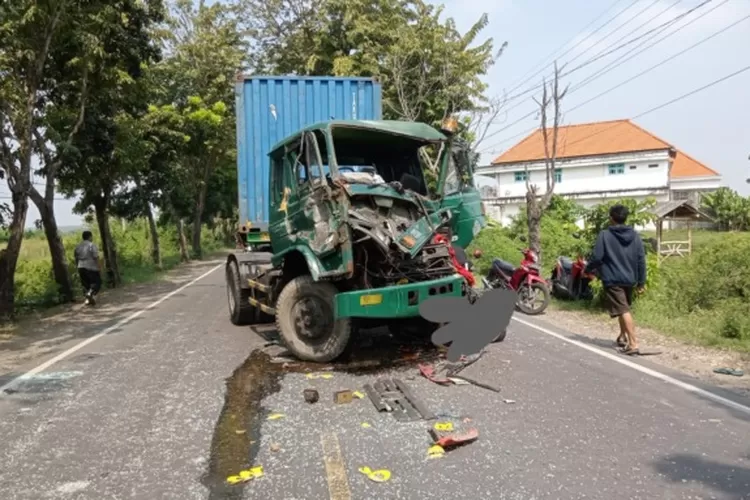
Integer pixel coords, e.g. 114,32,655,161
78,268,102,296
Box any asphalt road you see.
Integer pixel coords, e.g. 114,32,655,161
1,261,749,500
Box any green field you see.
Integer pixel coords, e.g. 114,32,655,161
3,220,223,311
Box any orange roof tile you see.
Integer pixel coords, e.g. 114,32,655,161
671,151,720,178
491,119,719,178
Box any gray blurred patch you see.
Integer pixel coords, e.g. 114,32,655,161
419,288,517,362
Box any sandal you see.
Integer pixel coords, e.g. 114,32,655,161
616,337,627,348
620,346,640,356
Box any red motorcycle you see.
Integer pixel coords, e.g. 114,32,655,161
550,254,595,301
481,238,551,315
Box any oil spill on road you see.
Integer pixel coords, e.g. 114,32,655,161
201,350,283,500
202,330,440,499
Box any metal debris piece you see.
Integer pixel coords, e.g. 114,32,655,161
270,443,281,452
303,389,319,404
363,378,434,422
334,390,354,405
503,399,516,404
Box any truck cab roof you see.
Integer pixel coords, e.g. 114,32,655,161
269,120,447,155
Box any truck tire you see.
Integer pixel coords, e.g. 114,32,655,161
227,259,258,325
275,275,351,363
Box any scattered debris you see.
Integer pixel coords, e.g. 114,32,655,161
226,466,264,485
334,390,354,405
358,466,391,483
429,427,479,450
503,399,516,405
306,373,334,380
434,422,454,432
364,378,434,422
234,429,247,435
420,364,500,392
361,422,372,428
352,390,365,399
270,443,281,453
303,389,319,404
427,445,445,459
713,367,744,377
267,413,285,421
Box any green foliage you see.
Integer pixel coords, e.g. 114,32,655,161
701,187,750,231
7,218,222,309
240,0,498,126
579,197,657,248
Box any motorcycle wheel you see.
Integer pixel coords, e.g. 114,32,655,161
517,282,551,315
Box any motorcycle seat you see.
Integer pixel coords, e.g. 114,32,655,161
492,258,516,276
559,256,574,271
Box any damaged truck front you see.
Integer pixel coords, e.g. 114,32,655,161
227,119,485,362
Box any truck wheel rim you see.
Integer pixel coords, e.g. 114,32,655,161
292,296,333,340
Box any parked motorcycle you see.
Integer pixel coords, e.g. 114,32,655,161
480,237,551,315
550,254,595,301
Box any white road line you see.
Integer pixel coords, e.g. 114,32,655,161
0,263,223,394
512,316,750,417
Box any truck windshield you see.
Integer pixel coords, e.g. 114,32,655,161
330,127,431,195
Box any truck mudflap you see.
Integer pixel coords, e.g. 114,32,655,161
333,274,465,319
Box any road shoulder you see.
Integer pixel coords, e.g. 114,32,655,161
0,254,228,380
541,306,750,397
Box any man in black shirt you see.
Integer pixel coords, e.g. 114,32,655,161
585,204,646,355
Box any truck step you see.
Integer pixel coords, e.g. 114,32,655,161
363,378,434,422
247,296,275,316
247,279,270,294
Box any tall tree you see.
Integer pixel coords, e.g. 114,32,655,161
55,0,165,288
524,61,568,259
0,0,87,316
154,0,246,258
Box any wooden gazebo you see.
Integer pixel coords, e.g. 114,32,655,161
651,199,714,264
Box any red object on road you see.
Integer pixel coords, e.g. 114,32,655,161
430,427,479,448
418,363,453,385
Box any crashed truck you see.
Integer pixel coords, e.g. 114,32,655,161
225,75,487,362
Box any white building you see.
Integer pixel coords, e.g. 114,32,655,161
476,119,722,228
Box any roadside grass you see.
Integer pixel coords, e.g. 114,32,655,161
550,229,750,353
4,219,226,314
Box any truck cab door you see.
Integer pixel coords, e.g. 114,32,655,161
436,144,486,248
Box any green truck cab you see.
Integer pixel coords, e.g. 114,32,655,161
226,119,486,362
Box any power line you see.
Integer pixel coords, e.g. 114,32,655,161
481,63,750,163
503,0,630,94
479,0,718,153
560,64,750,151
572,0,729,92
568,9,749,114
501,0,704,109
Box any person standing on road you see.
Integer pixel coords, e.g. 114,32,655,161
74,230,102,306
585,204,646,355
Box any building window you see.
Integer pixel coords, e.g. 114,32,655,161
554,168,562,183
608,163,625,175
629,165,637,170
514,171,527,182
672,190,690,201
648,164,659,168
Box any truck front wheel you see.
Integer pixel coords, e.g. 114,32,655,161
227,259,258,325
275,275,351,363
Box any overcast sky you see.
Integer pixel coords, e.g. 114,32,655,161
5,0,749,228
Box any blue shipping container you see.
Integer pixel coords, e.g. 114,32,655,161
235,75,383,229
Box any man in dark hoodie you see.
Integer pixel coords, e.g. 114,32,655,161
585,204,646,355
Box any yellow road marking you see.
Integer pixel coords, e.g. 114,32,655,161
320,432,351,500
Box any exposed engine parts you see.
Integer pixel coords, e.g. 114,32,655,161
348,195,459,289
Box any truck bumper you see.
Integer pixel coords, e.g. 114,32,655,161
333,274,465,319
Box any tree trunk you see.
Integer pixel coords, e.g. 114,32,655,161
93,199,122,288
191,167,211,259
30,195,74,303
0,194,29,320
525,190,543,259
145,202,162,269
177,218,190,263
